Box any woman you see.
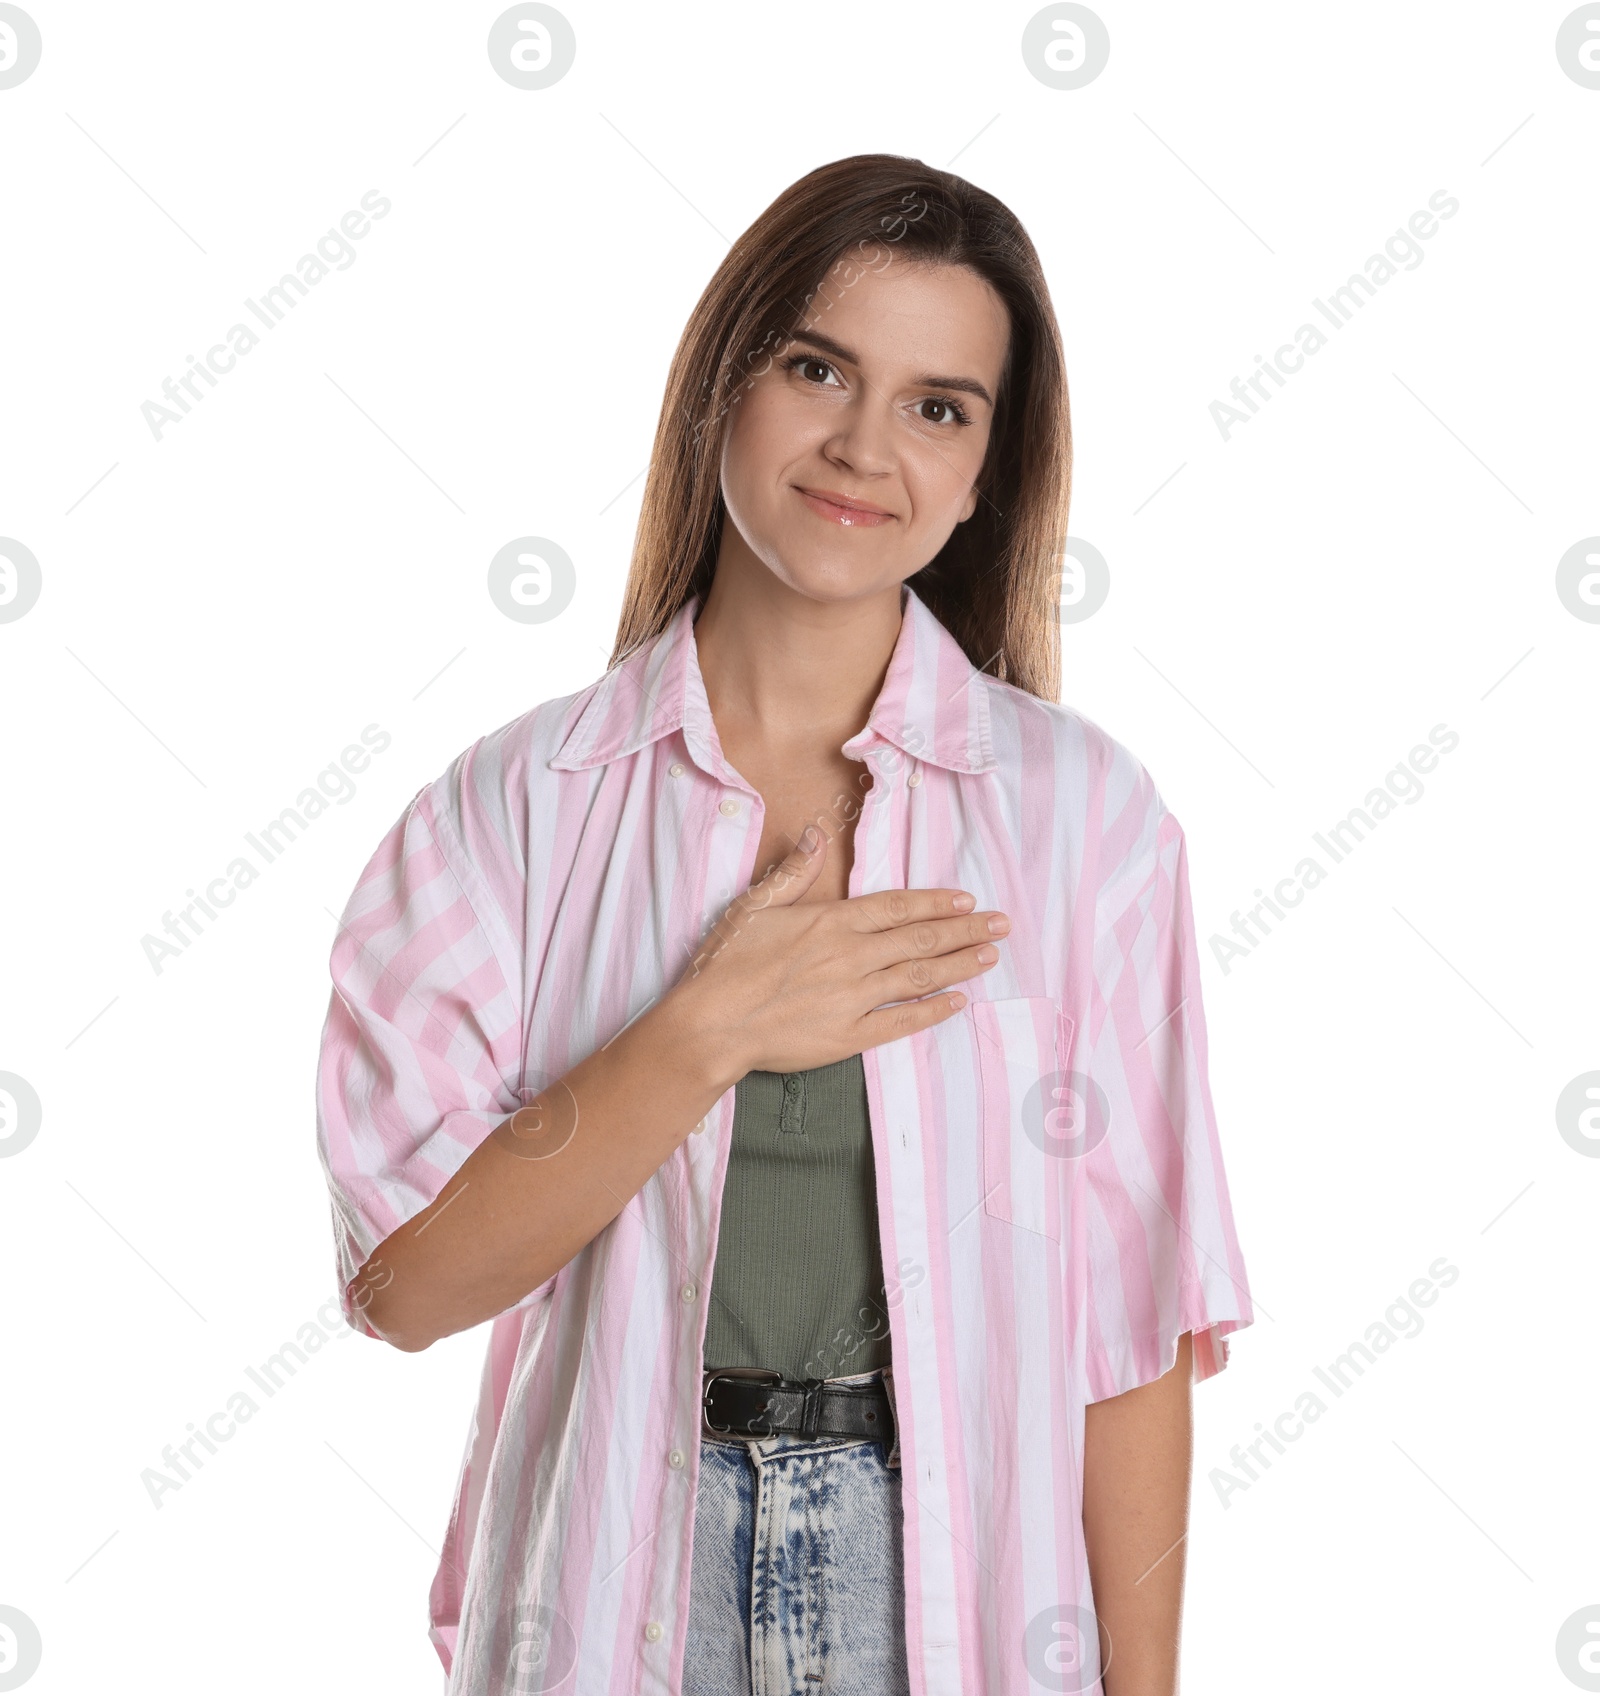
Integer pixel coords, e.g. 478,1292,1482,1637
317,154,1253,1696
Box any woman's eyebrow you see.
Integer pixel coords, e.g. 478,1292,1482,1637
784,327,994,407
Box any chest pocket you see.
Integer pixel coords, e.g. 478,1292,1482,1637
972,996,1087,1242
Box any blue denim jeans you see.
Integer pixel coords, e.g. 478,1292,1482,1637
685,1369,910,1695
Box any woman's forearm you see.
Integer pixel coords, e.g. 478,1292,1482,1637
351,839,995,1353
355,976,741,1351
1081,1330,1195,1696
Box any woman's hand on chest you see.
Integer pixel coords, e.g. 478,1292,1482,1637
666,822,1010,1080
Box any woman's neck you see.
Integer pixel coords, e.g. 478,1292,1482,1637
691,537,905,753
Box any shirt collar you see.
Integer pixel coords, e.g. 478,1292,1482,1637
548,581,998,778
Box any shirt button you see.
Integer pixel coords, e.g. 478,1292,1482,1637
719,798,739,817
644,1621,663,1643
668,1448,685,1469
681,1282,697,1303
691,1117,707,1135
669,761,685,778
907,768,922,787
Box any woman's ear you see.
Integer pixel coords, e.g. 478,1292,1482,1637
959,485,980,523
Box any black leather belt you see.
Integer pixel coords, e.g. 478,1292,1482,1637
702,1369,896,1447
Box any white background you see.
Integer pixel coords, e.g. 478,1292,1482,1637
2,2,1597,1691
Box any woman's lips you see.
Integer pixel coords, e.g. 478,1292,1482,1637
795,486,895,528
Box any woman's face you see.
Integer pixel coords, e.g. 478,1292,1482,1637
717,256,1011,603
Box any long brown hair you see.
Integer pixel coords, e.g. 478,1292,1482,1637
609,153,1071,700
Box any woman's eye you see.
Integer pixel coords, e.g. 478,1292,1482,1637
785,354,838,385
917,396,970,426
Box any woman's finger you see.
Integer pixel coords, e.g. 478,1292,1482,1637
857,910,1007,971
846,886,978,933
735,824,828,915
867,942,1000,1006
856,988,969,1050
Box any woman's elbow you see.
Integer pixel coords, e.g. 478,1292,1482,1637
348,1252,436,1352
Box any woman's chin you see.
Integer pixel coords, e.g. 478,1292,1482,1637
755,553,908,607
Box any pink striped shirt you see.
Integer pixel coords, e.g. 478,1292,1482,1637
315,582,1253,1695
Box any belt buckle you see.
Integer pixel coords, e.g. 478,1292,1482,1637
702,1367,782,1441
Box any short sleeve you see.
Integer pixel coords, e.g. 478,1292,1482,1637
1080,752,1253,1401
315,774,527,1338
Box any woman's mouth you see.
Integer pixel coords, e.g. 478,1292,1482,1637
794,486,896,528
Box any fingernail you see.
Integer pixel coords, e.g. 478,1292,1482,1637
799,825,819,852
952,892,975,911
987,915,1009,935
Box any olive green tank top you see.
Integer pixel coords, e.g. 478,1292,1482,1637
702,1052,894,1381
